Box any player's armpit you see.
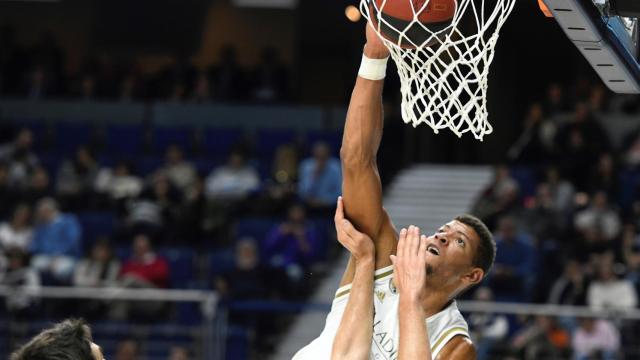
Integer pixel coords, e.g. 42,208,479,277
435,336,476,360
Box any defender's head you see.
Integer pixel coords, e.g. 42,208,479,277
10,319,104,360
422,214,495,296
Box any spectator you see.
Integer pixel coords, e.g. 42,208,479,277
30,198,82,283
0,162,18,218
587,153,619,200
489,216,536,301
115,340,140,360
211,45,246,101
94,161,143,202
509,315,569,360
168,346,189,360
507,102,552,164
574,191,622,246
257,144,299,214
468,287,509,360
177,176,207,242
119,234,169,289
264,204,320,296
24,65,53,100
21,165,52,205
572,318,620,360
74,239,120,288
0,248,41,318
250,47,289,102
0,128,39,188
56,145,99,209
471,165,519,230
0,204,33,252
587,253,637,309
542,166,575,215
623,128,640,167
520,183,565,244
298,141,341,212
156,145,197,195
543,82,568,117
205,150,259,201
548,259,590,306
215,238,267,301
190,71,211,104
621,224,640,288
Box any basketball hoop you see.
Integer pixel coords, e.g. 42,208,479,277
360,0,517,140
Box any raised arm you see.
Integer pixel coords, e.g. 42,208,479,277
331,197,375,360
339,24,395,286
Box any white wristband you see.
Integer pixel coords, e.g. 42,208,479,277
358,53,389,81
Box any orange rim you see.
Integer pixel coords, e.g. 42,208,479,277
538,0,553,17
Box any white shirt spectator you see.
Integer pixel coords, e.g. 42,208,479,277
587,278,638,309
205,165,259,200
572,319,620,358
0,222,33,251
94,168,143,200
74,259,120,287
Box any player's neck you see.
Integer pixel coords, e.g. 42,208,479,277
420,285,454,318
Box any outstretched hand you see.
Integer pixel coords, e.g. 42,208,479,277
390,226,428,302
364,22,390,59
334,196,375,262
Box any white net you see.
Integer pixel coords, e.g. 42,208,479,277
360,0,517,140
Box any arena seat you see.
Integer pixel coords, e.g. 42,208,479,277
201,128,244,160
305,130,342,156
234,218,278,244
153,126,193,154
158,247,196,289
136,156,164,177
76,211,117,252
105,124,145,155
207,248,236,278
54,122,93,155
255,129,296,160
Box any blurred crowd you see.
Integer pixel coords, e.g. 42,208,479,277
469,81,640,360
0,27,291,104
0,124,342,357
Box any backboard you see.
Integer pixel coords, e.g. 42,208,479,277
542,0,640,93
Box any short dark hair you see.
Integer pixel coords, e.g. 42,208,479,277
11,319,95,360
454,214,496,276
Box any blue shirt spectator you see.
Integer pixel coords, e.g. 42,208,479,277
490,216,537,301
264,204,320,269
298,142,341,208
29,198,81,283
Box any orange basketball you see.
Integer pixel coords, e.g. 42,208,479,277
372,0,457,47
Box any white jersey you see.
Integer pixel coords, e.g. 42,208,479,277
293,266,470,360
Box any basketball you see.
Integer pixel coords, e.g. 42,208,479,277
372,0,457,47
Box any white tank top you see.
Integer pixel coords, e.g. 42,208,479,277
292,266,471,359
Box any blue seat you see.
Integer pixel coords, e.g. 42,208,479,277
226,326,250,360
208,248,235,277
202,128,244,160
76,212,117,252
153,126,192,154
54,122,93,155
235,218,278,243
159,247,196,289
306,130,342,156
136,156,164,177
509,166,537,198
193,157,222,176
13,118,50,151
105,124,145,155
255,129,296,160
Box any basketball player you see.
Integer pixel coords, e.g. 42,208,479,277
293,23,496,360
11,319,104,360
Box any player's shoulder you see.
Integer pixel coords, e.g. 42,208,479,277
435,335,476,360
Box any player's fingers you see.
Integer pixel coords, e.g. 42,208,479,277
341,218,362,241
408,225,420,257
397,227,408,258
390,254,396,267
334,196,344,224
419,234,428,261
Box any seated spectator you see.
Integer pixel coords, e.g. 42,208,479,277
468,287,509,360
520,183,565,244
572,318,620,360
250,47,289,102
508,315,569,360
623,128,640,167
168,346,189,360
0,203,33,252
542,166,575,215
120,234,169,289
190,71,211,104
543,82,568,117
621,224,640,288
264,204,320,297
298,141,341,212
126,174,181,241
1,248,41,318
587,253,637,309
489,216,536,301
155,145,197,194
94,161,143,202
0,162,18,218
256,144,299,215
587,153,619,200
56,145,99,210
205,150,259,201
507,102,552,164
30,198,82,283
211,45,247,101
548,259,590,306
0,128,39,188
115,340,139,360
74,238,120,287
21,165,52,205
215,238,266,300
471,165,519,230
574,191,621,249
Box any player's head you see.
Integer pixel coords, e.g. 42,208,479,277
422,214,495,296
10,319,104,360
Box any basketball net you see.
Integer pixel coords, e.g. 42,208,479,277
361,0,516,140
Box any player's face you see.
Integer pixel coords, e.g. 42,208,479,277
423,220,481,287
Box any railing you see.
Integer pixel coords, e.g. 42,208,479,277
0,286,223,360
